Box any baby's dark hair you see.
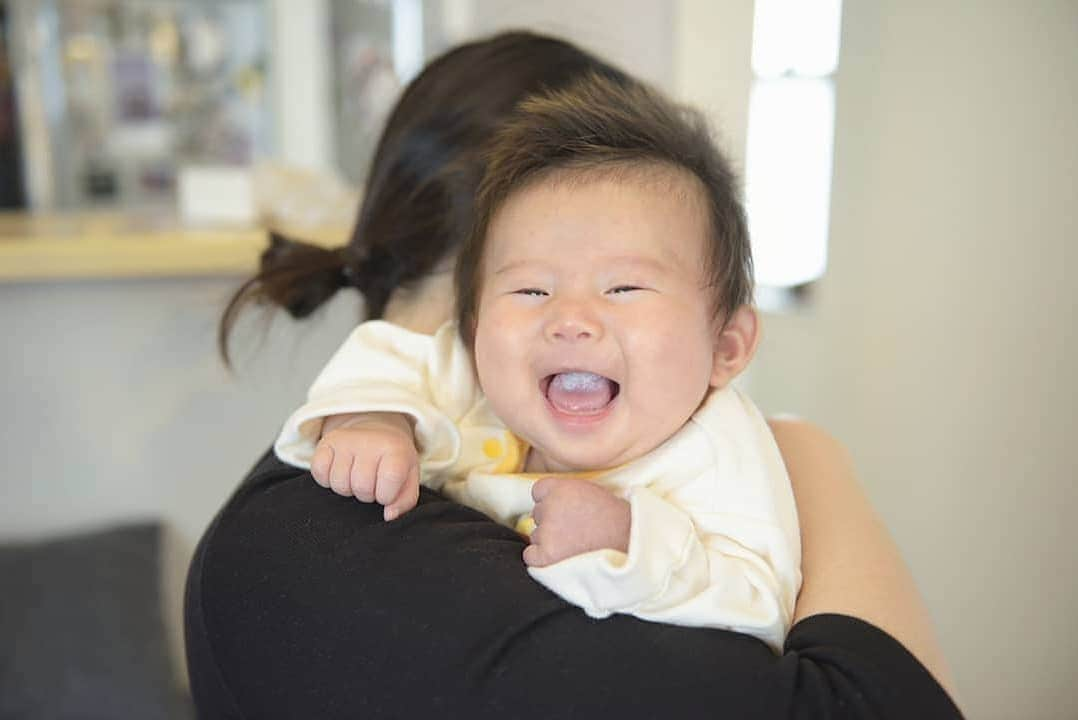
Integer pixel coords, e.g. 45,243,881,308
455,73,753,346
218,32,630,366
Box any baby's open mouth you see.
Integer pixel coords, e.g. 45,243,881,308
541,371,620,414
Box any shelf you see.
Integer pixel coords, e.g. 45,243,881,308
0,211,346,282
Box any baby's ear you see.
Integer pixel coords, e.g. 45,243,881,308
709,305,760,389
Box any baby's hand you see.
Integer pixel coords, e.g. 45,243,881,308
522,477,631,567
311,412,420,521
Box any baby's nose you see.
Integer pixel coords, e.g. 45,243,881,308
544,303,603,342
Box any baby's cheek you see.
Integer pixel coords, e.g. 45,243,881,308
473,335,506,393
473,334,528,420
472,324,502,385
631,328,713,407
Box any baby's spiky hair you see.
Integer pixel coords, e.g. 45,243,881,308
455,72,754,344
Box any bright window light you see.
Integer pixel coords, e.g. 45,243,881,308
751,0,842,78
391,0,423,83
747,0,841,294
745,78,834,287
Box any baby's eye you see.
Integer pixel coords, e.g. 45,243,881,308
512,288,548,297
607,285,644,295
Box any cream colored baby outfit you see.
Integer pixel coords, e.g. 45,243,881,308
276,320,801,651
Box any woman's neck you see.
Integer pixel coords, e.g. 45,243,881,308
382,270,454,333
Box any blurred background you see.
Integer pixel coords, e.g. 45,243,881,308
0,1,1073,718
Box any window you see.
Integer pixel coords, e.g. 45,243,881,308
745,0,842,296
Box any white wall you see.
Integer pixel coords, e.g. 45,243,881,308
455,0,676,87
271,0,334,171
0,277,362,684
673,0,754,169
746,2,1077,718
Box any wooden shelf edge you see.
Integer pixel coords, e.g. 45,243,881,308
0,230,270,282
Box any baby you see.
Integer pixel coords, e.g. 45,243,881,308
276,74,800,651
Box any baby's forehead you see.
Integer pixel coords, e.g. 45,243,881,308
485,162,712,268
533,161,706,205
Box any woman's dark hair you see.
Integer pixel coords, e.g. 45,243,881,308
456,73,753,347
219,31,629,365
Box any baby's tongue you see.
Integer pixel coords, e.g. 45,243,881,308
547,372,615,413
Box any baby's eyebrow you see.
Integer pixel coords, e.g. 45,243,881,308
491,258,553,275
492,256,671,275
603,256,672,273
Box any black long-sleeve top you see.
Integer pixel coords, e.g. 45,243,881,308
185,449,963,719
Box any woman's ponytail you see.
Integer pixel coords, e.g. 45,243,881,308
219,232,356,367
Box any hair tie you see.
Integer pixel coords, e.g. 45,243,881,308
340,246,402,295
339,259,359,288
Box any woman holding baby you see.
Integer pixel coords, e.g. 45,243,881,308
186,31,962,719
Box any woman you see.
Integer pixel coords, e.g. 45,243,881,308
186,31,961,718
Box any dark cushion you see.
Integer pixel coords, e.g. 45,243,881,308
0,521,191,719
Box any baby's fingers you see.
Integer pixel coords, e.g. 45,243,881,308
522,527,551,567
374,452,416,508
311,442,334,488
347,455,378,502
522,542,549,568
383,464,420,522
328,449,356,497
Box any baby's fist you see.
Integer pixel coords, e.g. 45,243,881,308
522,477,631,567
311,412,420,521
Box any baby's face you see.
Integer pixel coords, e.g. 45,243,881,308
473,171,723,473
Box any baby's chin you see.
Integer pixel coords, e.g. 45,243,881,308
524,444,632,475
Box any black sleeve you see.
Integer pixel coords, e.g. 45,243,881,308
185,450,963,720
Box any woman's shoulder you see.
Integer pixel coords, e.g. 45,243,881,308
767,415,846,449
765,415,961,708
766,415,854,480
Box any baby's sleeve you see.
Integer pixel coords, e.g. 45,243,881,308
526,387,801,652
274,321,483,490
